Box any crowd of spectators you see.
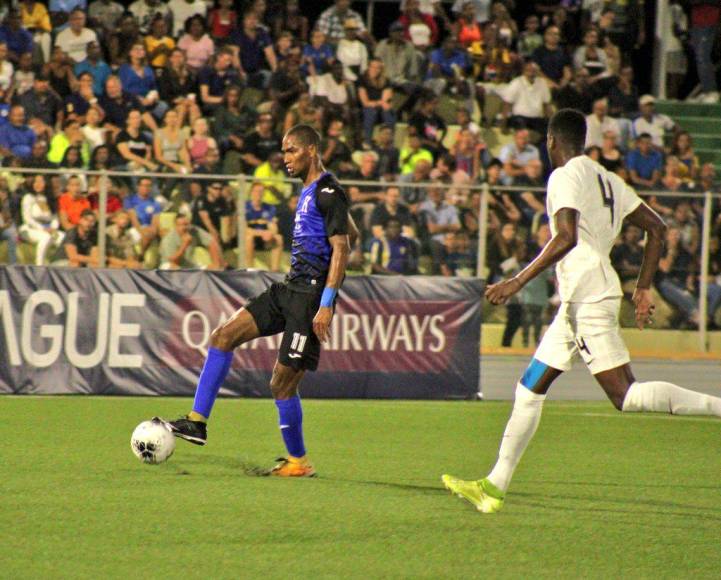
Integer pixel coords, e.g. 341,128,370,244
0,0,719,333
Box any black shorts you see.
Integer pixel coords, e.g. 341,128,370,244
245,282,323,371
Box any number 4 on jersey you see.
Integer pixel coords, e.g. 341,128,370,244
596,174,615,223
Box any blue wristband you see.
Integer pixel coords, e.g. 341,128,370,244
320,287,337,308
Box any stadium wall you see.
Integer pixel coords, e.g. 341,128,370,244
0,266,483,399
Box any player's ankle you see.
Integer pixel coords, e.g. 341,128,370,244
188,411,208,423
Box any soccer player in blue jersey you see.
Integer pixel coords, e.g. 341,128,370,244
158,124,357,477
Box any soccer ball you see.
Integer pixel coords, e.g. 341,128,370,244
130,419,176,464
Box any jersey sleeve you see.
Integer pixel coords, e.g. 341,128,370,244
547,168,582,215
316,182,350,237
619,183,643,220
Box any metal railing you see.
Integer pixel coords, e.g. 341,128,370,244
2,166,719,350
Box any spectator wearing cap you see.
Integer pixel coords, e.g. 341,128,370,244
19,0,52,62
18,72,63,134
626,133,663,190
337,18,368,82
632,94,677,150
54,9,98,64
0,104,35,160
74,41,111,97
0,9,33,63
317,0,367,45
498,128,540,185
584,97,621,149
499,60,551,136
369,217,419,275
229,10,276,90
302,30,335,77
53,208,98,268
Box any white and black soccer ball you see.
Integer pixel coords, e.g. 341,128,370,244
130,419,176,464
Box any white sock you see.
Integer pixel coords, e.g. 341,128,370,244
487,383,546,493
622,381,721,417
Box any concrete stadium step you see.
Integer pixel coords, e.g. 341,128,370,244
655,100,721,118
688,135,721,149
674,116,721,134
695,148,721,164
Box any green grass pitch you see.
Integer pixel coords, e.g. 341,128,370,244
2,397,720,578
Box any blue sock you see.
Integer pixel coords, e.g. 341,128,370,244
275,396,306,458
192,347,233,419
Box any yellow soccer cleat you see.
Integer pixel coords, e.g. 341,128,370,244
270,456,317,478
441,475,505,513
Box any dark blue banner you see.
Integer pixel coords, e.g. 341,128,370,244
0,266,482,399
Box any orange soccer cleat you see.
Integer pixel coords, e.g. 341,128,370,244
269,456,316,477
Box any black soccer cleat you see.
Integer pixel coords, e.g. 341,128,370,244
153,415,207,446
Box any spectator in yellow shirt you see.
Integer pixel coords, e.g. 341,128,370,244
144,15,175,69
253,151,291,205
20,0,51,62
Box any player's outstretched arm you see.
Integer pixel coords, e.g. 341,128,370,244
313,232,351,343
625,202,667,329
486,208,578,305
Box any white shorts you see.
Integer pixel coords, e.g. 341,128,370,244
534,298,630,375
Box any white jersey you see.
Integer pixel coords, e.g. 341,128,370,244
546,155,642,303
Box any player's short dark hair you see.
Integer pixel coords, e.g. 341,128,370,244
548,108,587,152
80,209,95,218
637,132,652,140
285,124,321,148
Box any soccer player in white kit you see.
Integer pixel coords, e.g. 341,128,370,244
442,109,721,513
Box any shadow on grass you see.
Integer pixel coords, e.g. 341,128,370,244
170,453,270,476
511,487,721,521
317,476,445,495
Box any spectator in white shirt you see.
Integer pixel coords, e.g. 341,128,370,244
500,61,551,137
585,97,621,148
632,94,677,150
336,19,368,81
54,9,97,63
